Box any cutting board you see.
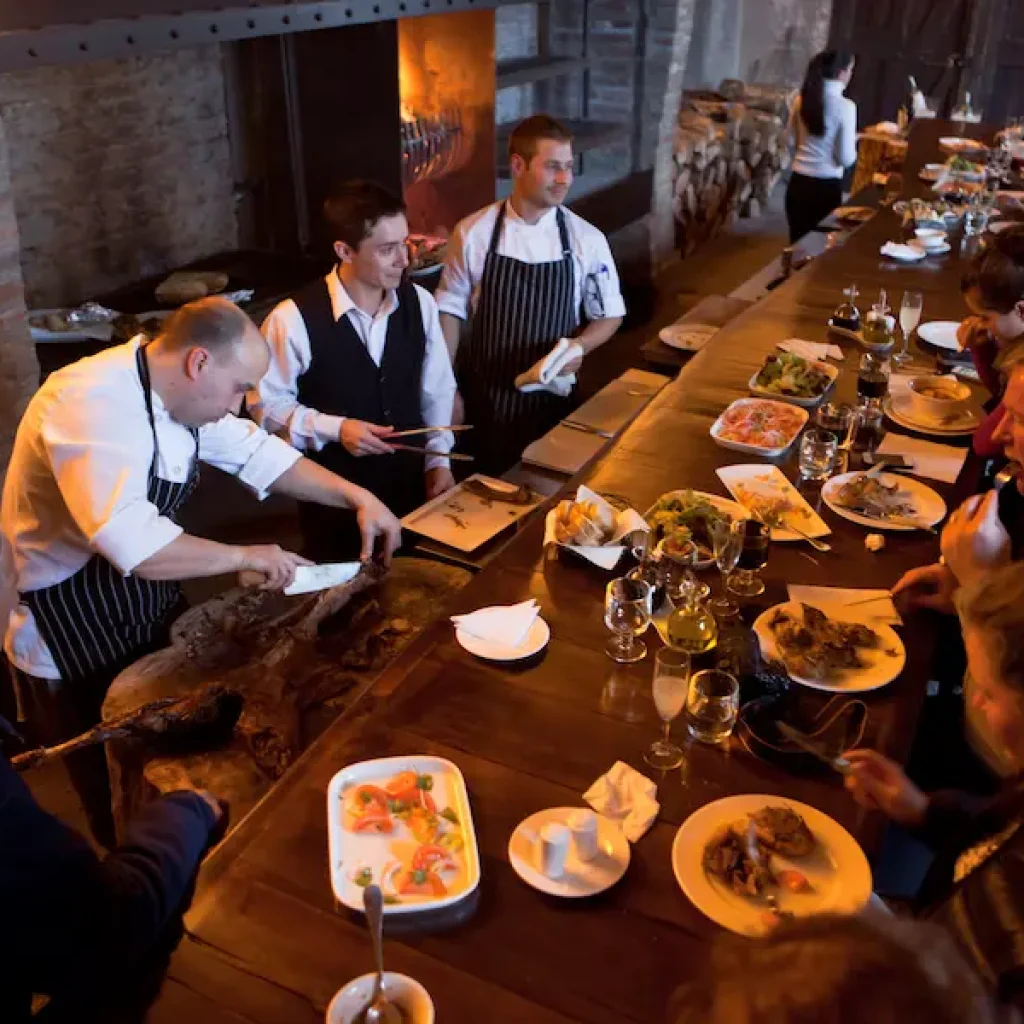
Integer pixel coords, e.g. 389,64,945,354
567,369,667,434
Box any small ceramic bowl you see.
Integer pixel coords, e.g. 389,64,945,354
327,972,435,1024
907,374,972,421
914,228,948,250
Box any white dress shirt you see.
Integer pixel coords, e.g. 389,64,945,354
790,79,859,179
251,272,456,472
434,201,627,323
2,337,301,679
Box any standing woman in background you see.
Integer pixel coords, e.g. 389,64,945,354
785,50,858,243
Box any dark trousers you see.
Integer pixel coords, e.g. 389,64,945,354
785,171,843,243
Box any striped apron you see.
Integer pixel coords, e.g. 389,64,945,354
21,344,199,686
458,202,578,474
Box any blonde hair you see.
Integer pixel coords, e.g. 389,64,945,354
957,562,1024,695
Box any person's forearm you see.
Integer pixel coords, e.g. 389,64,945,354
439,312,463,364
574,316,623,355
269,455,373,510
134,533,247,581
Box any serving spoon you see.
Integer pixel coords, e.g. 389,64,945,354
357,886,402,1024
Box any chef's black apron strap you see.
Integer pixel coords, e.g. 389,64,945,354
21,342,198,685
458,202,577,475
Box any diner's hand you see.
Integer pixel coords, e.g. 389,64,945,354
891,561,958,614
237,545,312,590
340,419,396,457
941,491,1011,589
843,749,929,827
425,466,456,500
957,315,991,351
354,491,402,566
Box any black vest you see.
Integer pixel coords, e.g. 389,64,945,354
292,277,427,559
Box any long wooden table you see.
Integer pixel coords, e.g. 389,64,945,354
147,120,991,1023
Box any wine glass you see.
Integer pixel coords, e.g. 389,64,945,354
646,647,691,770
604,577,653,664
709,518,743,618
892,291,923,367
686,669,740,744
726,520,770,599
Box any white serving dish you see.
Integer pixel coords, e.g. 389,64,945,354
327,755,481,915
716,464,831,542
709,398,809,458
907,374,972,421
747,356,839,408
327,972,434,1024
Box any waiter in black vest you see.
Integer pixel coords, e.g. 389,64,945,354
437,115,625,474
255,181,457,562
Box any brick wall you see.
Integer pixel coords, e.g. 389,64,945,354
0,46,238,309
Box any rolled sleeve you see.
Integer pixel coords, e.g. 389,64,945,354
91,506,183,576
434,224,473,320
199,416,302,499
587,235,626,319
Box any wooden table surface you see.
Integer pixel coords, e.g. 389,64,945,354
148,121,992,1023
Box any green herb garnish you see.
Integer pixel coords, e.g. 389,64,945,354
416,774,434,791
440,807,460,826
354,867,372,887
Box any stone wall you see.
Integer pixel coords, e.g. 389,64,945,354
0,46,238,309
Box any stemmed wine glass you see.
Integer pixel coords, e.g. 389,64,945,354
604,576,653,664
726,520,770,599
709,518,743,618
892,291,923,368
646,647,691,771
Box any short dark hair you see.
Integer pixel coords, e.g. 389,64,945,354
961,224,1024,313
323,180,406,251
160,296,254,360
508,114,573,166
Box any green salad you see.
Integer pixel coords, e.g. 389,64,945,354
646,490,731,547
753,353,832,399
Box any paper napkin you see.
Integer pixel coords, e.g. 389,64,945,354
583,761,660,842
875,434,969,485
778,338,845,362
451,599,540,647
543,485,649,570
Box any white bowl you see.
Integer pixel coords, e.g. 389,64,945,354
914,228,948,250
907,375,972,422
327,972,435,1024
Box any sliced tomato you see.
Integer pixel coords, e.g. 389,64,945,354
350,811,393,834
386,772,437,813
412,843,456,873
396,868,447,897
345,784,393,833
385,771,419,797
777,870,812,893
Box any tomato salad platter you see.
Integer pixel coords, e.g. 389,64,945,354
328,756,481,914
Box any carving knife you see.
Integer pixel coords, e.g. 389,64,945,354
285,561,363,596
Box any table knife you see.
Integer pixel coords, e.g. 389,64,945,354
776,722,851,775
561,420,615,440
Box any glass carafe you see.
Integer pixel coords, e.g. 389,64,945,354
667,571,718,655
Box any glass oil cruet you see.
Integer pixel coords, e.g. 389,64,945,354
861,290,894,349
667,570,719,655
833,283,861,332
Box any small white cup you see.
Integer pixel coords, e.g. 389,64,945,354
533,822,571,878
567,808,600,862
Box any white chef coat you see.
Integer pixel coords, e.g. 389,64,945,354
790,79,859,180
251,272,456,472
2,337,302,679
434,201,626,323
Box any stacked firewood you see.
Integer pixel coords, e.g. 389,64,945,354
672,83,796,256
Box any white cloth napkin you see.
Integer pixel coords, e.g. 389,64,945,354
543,485,649,570
875,434,969,485
583,761,660,842
787,584,902,627
881,241,925,262
451,599,539,648
778,338,844,362
515,338,583,395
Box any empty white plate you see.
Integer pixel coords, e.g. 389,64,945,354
916,320,961,351
880,242,926,262
659,322,718,352
508,807,630,898
455,616,550,661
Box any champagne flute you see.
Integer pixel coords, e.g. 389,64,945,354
893,291,923,367
726,520,770,599
604,577,653,664
646,647,691,770
709,518,743,618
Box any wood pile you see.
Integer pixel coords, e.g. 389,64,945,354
672,84,796,257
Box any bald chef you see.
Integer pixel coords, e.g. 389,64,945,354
2,298,400,838
437,114,626,473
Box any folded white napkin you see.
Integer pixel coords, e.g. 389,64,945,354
543,485,650,570
881,241,925,262
583,761,660,842
787,584,902,627
778,338,844,362
451,599,539,647
875,434,969,485
515,338,583,395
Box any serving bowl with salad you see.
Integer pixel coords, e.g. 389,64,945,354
748,353,838,407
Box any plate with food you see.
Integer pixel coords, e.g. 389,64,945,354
407,234,448,278
748,353,838,407
645,489,747,567
673,796,872,935
327,755,481,914
716,465,830,542
883,394,981,436
710,398,809,458
945,154,986,181
402,474,541,552
831,206,874,224
29,307,114,343
919,163,947,182
822,470,947,531
939,136,989,156
659,322,718,352
753,601,905,693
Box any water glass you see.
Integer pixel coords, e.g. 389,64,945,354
686,669,740,744
646,648,691,771
798,428,838,481
709,518,743,618
604,576,653,664
893,291,923,367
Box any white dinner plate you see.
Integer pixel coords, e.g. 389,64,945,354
881,242,926,262
821,471,948,531
939,136,988,155
659,322,718,352
883,393,981,436
753,601,906,694
672,794,872,936
915,239,952,255
455,616,550,662
509,807,630,898
916,320,962,351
